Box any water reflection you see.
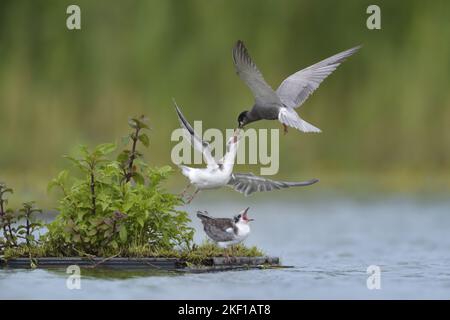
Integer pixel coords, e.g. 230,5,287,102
1,198,450,299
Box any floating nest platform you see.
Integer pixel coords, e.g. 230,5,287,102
0,256,281,273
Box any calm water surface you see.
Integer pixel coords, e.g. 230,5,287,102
1,197,450,299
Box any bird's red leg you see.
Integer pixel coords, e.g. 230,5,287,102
282,124,289,135
179,183,191,197
186,188,200,204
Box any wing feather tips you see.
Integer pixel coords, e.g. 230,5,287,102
233,40,260,74
343,45,362,56
316,45,362,68
173,100,194,135
232,41,240,66
232,40,245,66
289,178,319,187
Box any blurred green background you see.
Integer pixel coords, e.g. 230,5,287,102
1,0,449,206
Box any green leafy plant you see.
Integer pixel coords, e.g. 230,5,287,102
0,183,13,231
46,116,194,256
16,201,44,246
0,211,18,249
2,116,263,262
1,184,44,254
117,115,151,184
0,183,17,249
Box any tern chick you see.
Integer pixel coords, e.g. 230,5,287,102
197,207,254,249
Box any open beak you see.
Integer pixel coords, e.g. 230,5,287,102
242,207,253,221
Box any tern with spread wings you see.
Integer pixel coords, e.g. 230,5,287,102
174,101,319,203
233,40,360,134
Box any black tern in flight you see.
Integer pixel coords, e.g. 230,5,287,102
197,207,253,249
174,101,319,203
233,40,361,134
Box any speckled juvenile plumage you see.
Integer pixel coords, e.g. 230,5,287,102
196,208,253,248
197,213,238,242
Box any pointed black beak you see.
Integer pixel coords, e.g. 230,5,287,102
242,207,253,221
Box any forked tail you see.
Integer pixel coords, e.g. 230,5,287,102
278,108,321,133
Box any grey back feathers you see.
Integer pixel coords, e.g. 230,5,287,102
197,211,238,242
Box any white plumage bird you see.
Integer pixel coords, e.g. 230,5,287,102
174,101,319,203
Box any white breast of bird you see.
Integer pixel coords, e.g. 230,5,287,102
234,222,251,239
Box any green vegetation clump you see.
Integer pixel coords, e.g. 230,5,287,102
180,242,264,265
45,116,194,256
0,184,44,253
1,116,263,262
2,242,264,265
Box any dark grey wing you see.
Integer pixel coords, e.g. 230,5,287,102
228,173,319,196
276,46,361,109
232,40,280,106
202,218,237,242
173,100,217,167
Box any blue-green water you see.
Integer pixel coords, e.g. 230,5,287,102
1,198,450,299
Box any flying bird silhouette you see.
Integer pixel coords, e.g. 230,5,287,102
233,40,361,134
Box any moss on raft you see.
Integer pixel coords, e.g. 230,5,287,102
2,242,264,265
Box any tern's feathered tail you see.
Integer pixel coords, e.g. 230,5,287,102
196,211,212,221
178,165,191,178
